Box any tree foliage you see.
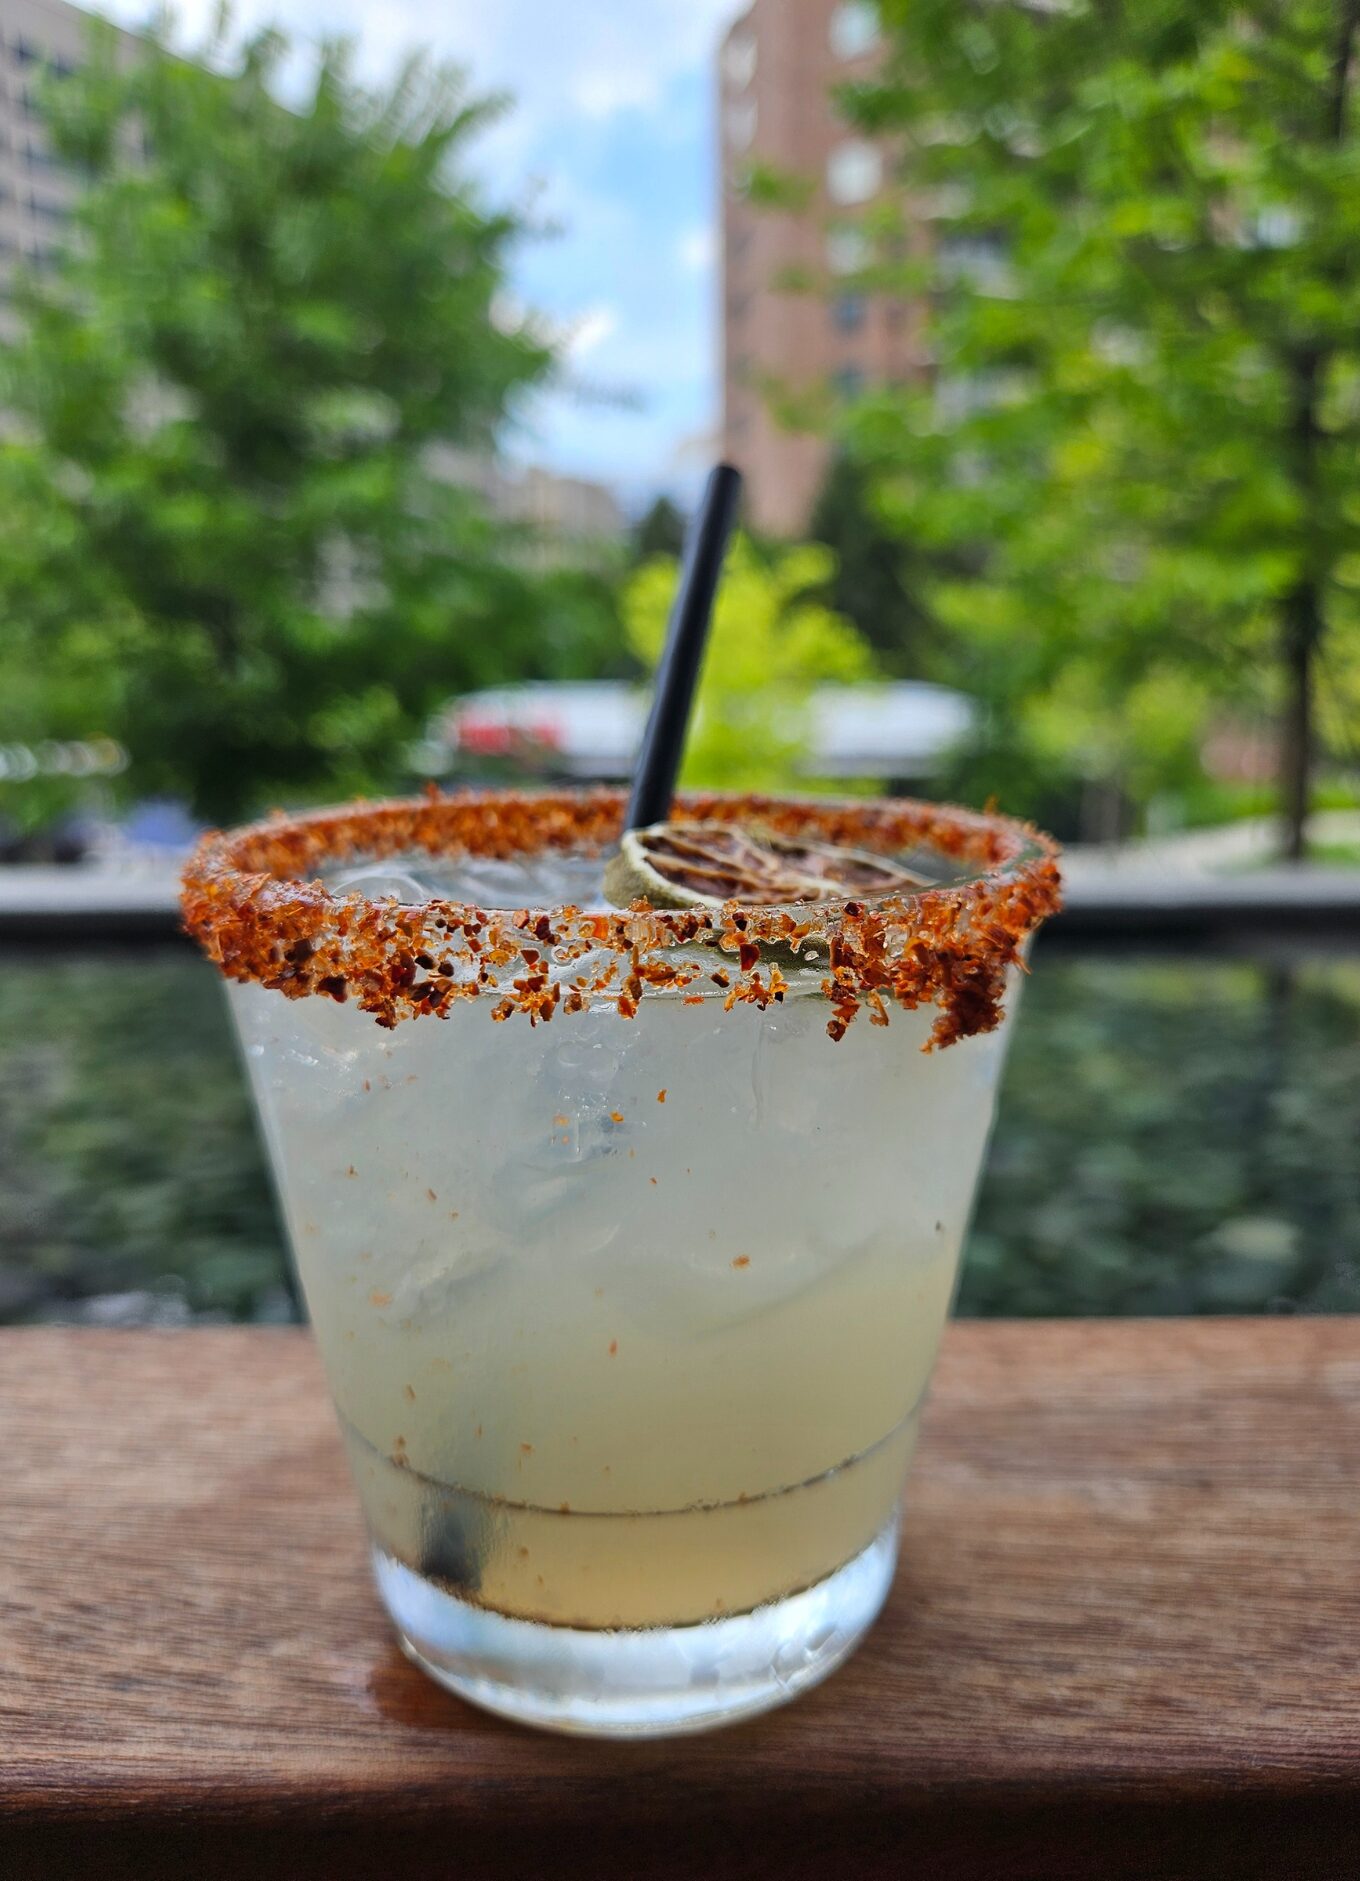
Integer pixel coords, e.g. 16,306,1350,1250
0,21,609,823
630,494,688,564
622,535,876,789
842,0,1360,850
808,450,935,674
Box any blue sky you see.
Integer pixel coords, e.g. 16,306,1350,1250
93,0,736,511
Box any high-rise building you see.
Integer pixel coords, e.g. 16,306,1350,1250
719,0,921,536
0,0,141,315
433,447,627,569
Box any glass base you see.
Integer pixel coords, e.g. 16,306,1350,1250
373,1522,898,1738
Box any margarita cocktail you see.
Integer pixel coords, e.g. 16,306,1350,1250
182,789,1059,1735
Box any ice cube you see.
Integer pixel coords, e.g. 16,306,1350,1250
328,849,609,912
326,862,435,904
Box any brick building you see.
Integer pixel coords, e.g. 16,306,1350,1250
719,0,921,535
0,0,144,322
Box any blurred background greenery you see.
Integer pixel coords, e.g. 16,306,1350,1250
1,8,1358,842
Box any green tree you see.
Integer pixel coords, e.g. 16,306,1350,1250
843,0,1360,854
630,494,688,564
623,534,876,789
0,21,588,823
808,451,934,673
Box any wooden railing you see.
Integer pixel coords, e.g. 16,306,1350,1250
3,1320,1357,1878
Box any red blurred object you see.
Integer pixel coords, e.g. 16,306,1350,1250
456,713,564,758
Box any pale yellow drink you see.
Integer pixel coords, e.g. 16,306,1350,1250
232,948,1010,1630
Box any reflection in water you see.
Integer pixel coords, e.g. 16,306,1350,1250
964,949,1360,1317
0,944,1357,1322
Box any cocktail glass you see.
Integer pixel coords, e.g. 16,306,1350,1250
182,789,1059,1736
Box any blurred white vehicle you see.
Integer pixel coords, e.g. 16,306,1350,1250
426,680,973,785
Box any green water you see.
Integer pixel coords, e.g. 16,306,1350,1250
1,946,1356,1323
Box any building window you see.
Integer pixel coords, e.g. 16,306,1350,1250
826,224,870,275
832,365,866,403
1249,205,1302,249
723,31,757,90
934,372,1007,424
725,98,757,152
830,3,880,61
935,232,1011,292
827,140,882,206
27,194,69,224
833,293,867,333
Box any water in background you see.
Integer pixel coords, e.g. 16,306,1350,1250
0,945,1356,1322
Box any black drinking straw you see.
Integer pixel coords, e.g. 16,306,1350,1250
624,463,742,832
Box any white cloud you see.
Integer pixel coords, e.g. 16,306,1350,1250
572,65,661,121
93,1,736,132
444,1,736,129
565,306,619,359
677,225,716,274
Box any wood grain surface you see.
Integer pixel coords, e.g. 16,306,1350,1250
2,1320,1358,1880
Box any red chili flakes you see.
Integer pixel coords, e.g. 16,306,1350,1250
403,1383,416,1402
369,1289,392,1307
346,1165,357,1178
732,1255,750,1269
657,1089,667,1103
608,1339,618,1356
426,1188,437,1202
180,787,1060,1048
553,1114,570,1126
649,1176,657,1186
609,1110,624,1124
520,1442,534,1455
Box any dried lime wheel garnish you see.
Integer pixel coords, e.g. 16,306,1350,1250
604,820,927,911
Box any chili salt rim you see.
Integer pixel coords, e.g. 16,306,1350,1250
179,788,1061,1046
